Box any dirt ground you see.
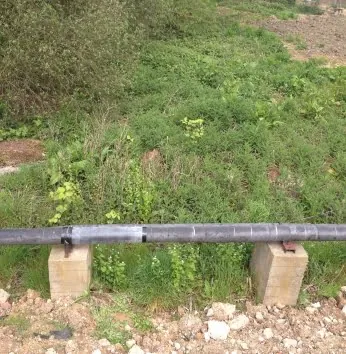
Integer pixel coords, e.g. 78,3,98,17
1,289,346,354
0,139,45,175
257,10,346,66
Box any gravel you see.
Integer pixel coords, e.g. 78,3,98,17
2,288,346,353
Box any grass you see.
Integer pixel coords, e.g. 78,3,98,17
0,245,50,298
0,315,31,334
0,0,346,308
285,34,308,50
303,242,346,299
92,293,153,345
218,0,324,21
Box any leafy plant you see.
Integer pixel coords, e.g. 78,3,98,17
105,210,121,224
0,126,29,141
122,161,155,223
151,255,165,280
181,117,204,141
169,244,199,292
47,141,87,185
94,246,127,288
48,181,81,224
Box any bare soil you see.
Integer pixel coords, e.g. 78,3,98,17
1,289,346,354
257,11,346,66
0,139,45,167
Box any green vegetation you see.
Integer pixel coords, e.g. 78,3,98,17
0,315,31,334
218,0,323,21
285,34,308,50
0,0,346,308
92,294,153,344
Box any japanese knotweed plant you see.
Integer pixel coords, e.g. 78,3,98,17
181,117,204,142
48,181,81,224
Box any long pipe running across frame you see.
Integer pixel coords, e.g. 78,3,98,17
0,224,346,245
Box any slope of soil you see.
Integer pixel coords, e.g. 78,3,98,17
0,139,45,175
257,12,346,66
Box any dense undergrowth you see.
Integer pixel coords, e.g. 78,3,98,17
0,0,346,308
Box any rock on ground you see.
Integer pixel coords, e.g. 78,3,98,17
229,314,250,331
207,302,236,320
98,338,111,347
263,327,273,339
207,320,230,340
126,339,136,348
2,286,346,353
255,311,264,322
179,314,203,339
128,345,145,354
45,349,57,354
91,350,102,354
0,289,10,304
283,338,298,348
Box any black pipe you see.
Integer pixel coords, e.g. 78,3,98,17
1,223,346,245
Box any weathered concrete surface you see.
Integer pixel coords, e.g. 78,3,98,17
48,245,92,299
250,242,308,305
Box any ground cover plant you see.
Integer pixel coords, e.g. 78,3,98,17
0,0,346,309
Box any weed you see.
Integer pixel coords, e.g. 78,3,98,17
303,242,346,300
94,246,127,288
48,181,81,224
181,117,205,141
92,294,152,344
0,315,30,334
0,126,29,141
122,161,155,223
0,245,50,296
93,305,131,344
105,210,121,224
46,141,87,186
285,35,308,50
169,244,199,291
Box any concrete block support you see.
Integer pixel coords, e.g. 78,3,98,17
250,242,308,306
48,245,92,300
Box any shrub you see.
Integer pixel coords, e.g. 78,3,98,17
0,0,136,117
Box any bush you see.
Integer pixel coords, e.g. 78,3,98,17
0,0,136,117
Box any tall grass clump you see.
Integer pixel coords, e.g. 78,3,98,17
0,0,137,118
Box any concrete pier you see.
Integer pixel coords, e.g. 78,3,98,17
250,242,308,305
